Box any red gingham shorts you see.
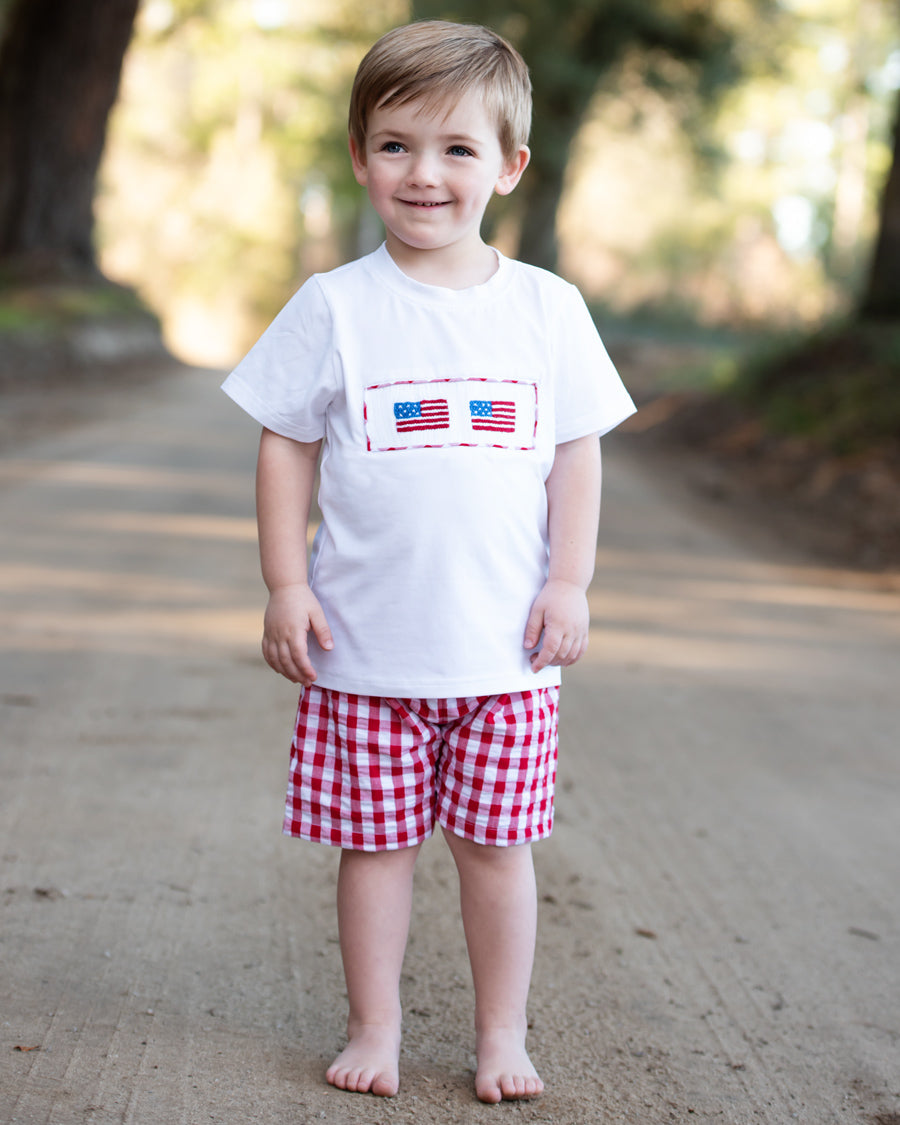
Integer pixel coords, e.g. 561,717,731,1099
283,686,559,851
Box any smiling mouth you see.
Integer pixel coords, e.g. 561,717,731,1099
402,200,449,208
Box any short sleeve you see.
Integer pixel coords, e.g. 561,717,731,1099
551,283,636,443
221,276,339,442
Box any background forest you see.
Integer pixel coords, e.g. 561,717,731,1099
80,0,900,365
1,0,900,565
0,0,898,358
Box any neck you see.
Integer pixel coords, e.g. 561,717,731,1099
384,236,498,290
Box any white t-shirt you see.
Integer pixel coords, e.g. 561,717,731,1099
223,244,635,697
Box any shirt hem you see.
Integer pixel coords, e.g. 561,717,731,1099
556,402,637,444
221,376,325,443
309,668,562,698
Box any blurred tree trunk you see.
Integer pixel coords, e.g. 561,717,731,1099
0,0,139,282
515,155,570,273
513,79,599,272
859,96,900,320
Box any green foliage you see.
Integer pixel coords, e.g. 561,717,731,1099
736,322,900,454
0,283,151,329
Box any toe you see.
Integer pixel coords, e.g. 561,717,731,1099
371,1071,400,1097
502,1074,525,1099
476,1082,502,1104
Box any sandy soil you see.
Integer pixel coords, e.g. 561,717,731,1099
1,363,899,1124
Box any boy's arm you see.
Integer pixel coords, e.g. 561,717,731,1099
524,433,602,673
256,427,333,685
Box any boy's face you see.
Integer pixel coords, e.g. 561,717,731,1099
349,91,529,269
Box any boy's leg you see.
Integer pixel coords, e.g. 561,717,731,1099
441,830,543,1103
327,843,420,1097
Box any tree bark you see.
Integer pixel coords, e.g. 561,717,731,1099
859,97,900,320
0,0,139,281
515,143,575,274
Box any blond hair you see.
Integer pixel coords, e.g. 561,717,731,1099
349,21,532,163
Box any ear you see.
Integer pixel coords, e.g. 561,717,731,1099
348,134,368,186
494,145,530,197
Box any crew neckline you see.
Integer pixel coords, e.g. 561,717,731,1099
367,242,513,304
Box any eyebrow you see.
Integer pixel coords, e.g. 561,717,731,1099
369,128,483,146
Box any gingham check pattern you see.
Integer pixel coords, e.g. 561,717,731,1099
284,687,559,851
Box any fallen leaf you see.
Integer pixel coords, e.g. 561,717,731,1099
14,1045,41,1052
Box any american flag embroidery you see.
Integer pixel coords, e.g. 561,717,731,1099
394,399,450,432
469,399,516,433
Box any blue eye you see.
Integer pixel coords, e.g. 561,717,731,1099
449,145,473,157
381,141,404,153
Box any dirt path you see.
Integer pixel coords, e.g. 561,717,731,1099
1,365,899,1124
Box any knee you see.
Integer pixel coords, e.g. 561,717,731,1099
442,828,532,871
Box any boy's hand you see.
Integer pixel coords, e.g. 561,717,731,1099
262,583,333,686
524,579,590,673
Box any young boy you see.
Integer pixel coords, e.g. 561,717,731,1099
223,20,635,1103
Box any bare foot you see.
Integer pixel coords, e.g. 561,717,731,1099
474,1028,544,1103
325,1023,401,1097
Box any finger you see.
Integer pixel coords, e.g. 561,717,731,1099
523,605,545,650
262,636,286,677
263,640,298,683
263,634,314,685
561,634,588,666
563,631,589,666
555,634,580,667
530,629,564,672
309,606,334,652
286,637,318,685
533,624,588,670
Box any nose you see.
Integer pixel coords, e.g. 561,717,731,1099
406,150,440,188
